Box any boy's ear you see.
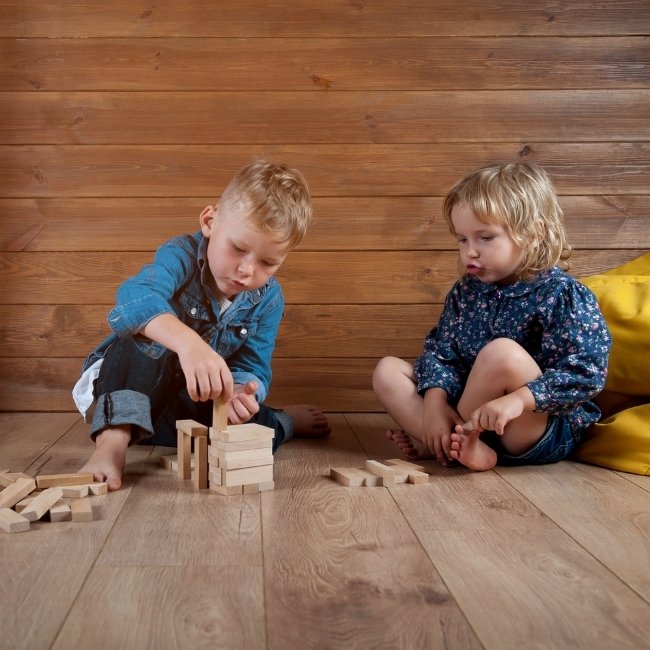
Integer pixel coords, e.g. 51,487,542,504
199,205,216,236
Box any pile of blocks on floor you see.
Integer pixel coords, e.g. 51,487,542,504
0,471,107,534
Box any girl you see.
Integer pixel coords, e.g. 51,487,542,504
373,162,611,471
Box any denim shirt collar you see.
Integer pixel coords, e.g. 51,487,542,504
195,233,267,309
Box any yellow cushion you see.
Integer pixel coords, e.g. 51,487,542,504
579,273,650,396
573,403,650,476
572,253,650,475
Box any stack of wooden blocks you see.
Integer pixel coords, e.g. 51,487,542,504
173,400,274,495
0,471,107,534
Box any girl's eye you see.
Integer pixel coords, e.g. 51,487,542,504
481,236,494,242
232,243,246,253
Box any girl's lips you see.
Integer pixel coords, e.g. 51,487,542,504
466,264,482,275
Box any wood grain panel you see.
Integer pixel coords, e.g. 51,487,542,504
0,304,438,358
2,2,648,37
2,37,648,91
1,249,644,305
3,90,649,144
2,196,649,252
0,357,384,412
2,144,650,197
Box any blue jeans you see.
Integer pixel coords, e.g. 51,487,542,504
90,336,291,452
481,415,578,465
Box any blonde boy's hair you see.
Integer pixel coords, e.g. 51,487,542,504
219,159,312,249
442,162,571,281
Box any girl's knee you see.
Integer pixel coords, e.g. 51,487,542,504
373,356,410,393
474,338,540,381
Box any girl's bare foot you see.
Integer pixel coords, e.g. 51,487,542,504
449,425,497,471
385,429,431,460
79,427,131,491
284,405,331,438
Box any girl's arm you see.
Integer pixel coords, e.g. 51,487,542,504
528,280,611,413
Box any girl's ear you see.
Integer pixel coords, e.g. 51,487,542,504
199,205,216,236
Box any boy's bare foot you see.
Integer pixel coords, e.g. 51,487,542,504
385,429,431,460
79,427,131,491
449,425,497,471
284,404,331,438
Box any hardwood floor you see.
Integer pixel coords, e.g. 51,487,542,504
1,412,648,650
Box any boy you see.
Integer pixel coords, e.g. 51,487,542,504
74,159,330,490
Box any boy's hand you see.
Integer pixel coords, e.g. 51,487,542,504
177,340,234,403
228,381,260,424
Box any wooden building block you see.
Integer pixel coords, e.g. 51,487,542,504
223,464,273,487
7,472,34,481
194,435,208,490
177,426,192,480
208,469,222,486
71,498,93,522
215,423,275,443
0,470,16,488
356,469,383,486
60,485,89,498
0,507,30,533
212,398,228,434
242,481,275,493
210,484,243,496
87,483,109,495
329,467,366,487
175,419,208,437
384,459,428,484
49,499,72,522
215,447,274,462
217,454,274,471
14,495,36,512
365,460,402,486
384,459,426,472
21,487,64,522
214,438,273,452
36,473,94,489
0,477,36,509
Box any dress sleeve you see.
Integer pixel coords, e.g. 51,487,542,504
414,282,468,403
107,238,193,338
527,280,611,413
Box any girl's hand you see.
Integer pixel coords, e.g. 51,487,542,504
463,392,527,436
228,381,260,424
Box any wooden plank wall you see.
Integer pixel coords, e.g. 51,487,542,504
0,1,649,412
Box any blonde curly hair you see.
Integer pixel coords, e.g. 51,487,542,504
443,162,571,282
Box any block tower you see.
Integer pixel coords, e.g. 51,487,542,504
175,400,274,495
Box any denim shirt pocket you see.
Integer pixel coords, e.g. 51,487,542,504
216,319,259,357
177,291,212,332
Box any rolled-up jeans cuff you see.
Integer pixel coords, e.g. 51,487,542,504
90,389,154,445
274,408,294,443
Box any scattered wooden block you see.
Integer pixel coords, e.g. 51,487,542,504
49,499,72,522
87,483,108,496
384,459,425,472
0,477,36,509
0,470,16,488
60,485,89,499
36,473,94,489
14,495,37,513
21,487,64,522
0,507,30,533
329,460,429,488
71,498,93,522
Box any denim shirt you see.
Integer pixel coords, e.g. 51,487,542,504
81,231,284,402
415,267,612,436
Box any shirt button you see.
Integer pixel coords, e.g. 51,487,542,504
240,327,248,337
190,308,197,315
